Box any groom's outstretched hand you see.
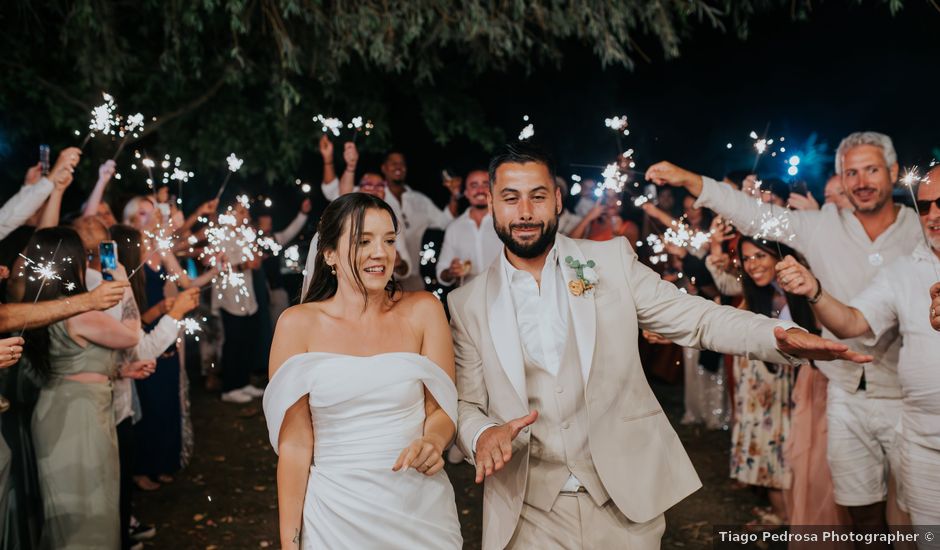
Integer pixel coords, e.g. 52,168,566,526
474,410,539,484
774,327,873,363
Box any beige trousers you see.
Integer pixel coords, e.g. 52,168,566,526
507,493,665,549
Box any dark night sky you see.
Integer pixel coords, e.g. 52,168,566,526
3,2,937,217
379,1,939,207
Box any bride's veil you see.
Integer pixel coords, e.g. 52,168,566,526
300,233,320,300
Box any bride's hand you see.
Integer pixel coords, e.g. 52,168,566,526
392,436,445,476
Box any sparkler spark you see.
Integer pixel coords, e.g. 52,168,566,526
604,115,630,135
518,123,534,141
226,154,244,173
315,115,343,137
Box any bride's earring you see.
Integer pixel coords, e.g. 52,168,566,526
330,265,336,276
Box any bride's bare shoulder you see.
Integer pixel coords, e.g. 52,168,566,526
393,290,446,324
276,302,326,332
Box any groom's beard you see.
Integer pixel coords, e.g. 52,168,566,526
494,217,559,259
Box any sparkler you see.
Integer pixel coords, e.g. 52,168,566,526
899,166,940,279
214,154,244,200
128,226,176,278
112,112,145,160
518,123,534,141
16,240,66,336
315,114,344,137
76,93,120,150
176,317,206,343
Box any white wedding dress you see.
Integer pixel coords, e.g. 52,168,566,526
263,351,463,549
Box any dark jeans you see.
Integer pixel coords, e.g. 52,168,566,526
220,310,262,392
117,417,133,550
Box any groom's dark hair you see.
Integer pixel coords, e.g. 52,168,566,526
488,142,556,189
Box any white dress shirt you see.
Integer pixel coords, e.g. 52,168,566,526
850,242,940,449
0,177,54,240
474,246,584,491
435,210,502,286
322,178,452,286
696,177,922,397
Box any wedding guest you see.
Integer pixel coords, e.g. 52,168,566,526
777,168,940,533
81,160,119,227
320,137,458,290
122,196,213,488
573,178,598,217
109,223,200,549
728,237,812,526
24,227,139,549
570,191,639,243
255,198,311,321
437,169,502,286
0,148,80,241
824,174,854,211
214,197,265,404
552,177,584,236
648,131,921,534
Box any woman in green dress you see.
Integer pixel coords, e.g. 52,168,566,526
22,227,140,550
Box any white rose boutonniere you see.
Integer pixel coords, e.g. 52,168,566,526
564,256,597,297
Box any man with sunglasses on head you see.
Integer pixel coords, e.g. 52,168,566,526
775,164,940,537
647,131,922,541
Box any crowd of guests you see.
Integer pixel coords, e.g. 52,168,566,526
0,128,938,549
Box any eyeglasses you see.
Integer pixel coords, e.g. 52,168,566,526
915,197,940,215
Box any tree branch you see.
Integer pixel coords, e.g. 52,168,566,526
0,60,87,110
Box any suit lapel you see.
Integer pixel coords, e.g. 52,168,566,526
556,235,597,386
485,260,528,407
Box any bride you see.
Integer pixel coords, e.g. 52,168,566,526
263,193,462,549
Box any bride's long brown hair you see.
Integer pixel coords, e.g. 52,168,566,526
302,193,402,305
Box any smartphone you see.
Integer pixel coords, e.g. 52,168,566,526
643,183,658,201
99,241,119,281
39,144,51,176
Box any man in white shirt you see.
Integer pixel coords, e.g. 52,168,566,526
319,139,458,290
646,131,921,532
776,166,940,532
437,169,502,286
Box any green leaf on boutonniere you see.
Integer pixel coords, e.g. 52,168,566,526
586,260,596,268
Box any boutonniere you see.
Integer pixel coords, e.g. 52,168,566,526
564,256,598,297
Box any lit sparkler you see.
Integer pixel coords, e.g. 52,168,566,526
215,153,244,200
78,92,120,149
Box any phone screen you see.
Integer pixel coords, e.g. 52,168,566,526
99,241,119,280
39,145,51,176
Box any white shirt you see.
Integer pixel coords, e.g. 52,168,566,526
475,246,583,491
214,223,259,316
322,179,453,285
0,177,54,240
435,209,502,286
850,243,940,449
696,177,922,397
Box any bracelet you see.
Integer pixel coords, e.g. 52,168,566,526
808,277,823,304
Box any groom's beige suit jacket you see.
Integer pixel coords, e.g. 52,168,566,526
448,235,798,550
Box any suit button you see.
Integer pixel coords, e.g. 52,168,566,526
555,386,564,394
561,422,570,430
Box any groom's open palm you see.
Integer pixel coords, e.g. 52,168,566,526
474,410,539,484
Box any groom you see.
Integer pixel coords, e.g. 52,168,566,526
447,143,871,549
